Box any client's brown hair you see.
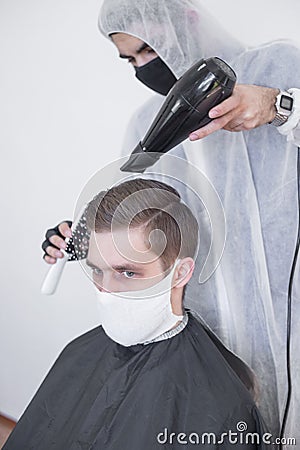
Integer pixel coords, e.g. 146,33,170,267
85,178,198,269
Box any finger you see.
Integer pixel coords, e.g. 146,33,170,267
223,121,245,132
45,228,59,240
209,94,240,119
45,245,65,259
58,222,72,239
189,113,234,140
49,235,67,250
43,254,57,265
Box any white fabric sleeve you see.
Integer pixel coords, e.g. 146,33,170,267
121,95,165,157
276,88,300,146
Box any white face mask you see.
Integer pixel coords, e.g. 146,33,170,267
95,262,183,346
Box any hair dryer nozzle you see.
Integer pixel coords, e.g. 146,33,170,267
120,144,163,173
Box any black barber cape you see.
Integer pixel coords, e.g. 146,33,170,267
4,313,268,449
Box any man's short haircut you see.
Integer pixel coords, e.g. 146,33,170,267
85,178,199,269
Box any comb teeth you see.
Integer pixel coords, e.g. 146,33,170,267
66,213,90,261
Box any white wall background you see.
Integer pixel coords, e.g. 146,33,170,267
1,0,300,420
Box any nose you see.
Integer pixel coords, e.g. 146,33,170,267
94,274,114,293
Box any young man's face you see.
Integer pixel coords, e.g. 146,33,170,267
86,227,167,293
111,33,157,68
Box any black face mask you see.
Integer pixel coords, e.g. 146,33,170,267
135,57,177,96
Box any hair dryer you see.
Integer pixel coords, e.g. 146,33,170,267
120,57,236,173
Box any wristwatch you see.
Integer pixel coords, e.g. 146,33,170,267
271,90,294,127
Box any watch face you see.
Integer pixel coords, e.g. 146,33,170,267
280,95,293,111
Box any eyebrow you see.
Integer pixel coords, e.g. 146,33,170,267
86,259,141,272
86,259,98,269
119,42,151,59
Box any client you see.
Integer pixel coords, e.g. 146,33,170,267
4,179,269,449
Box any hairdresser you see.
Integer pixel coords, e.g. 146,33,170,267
42,0,300,443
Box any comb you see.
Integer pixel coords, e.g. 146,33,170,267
41,206,90,295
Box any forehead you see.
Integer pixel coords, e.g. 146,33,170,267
88,228,161,267
110,32,148,53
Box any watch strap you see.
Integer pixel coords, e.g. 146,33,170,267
272,113,289,127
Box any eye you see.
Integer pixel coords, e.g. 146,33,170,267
123,271,135,279
92,268,102,276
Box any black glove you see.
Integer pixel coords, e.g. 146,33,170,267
42,220,74,259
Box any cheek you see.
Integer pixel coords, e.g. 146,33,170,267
135,51,158,67
145,51,158,63
92,271,103,287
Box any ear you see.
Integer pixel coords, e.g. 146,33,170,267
172,257,195,289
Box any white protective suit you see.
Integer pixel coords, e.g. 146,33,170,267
99,0,300,444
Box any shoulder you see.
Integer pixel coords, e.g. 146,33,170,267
157,315,254,399
55,326,109,362
142,315,263,432
235,40,300,66
233,40,300,87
